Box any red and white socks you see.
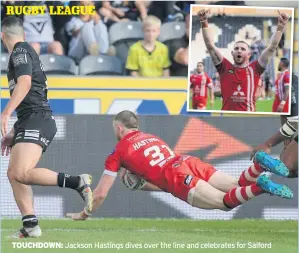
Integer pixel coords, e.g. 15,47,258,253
238,162,264,186
223,184,263,209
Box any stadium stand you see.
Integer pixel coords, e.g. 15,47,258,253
1,53,9,74
158,21,186,45
1,1,297,78
79,55,124,76
108,21,144,63
39,54,77,75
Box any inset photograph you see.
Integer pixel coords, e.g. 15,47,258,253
187,5,294,114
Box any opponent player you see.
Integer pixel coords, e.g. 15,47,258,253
190,62,214,109
1,16,93,238
251,73,298,178
272,58,290,113
68,110,293,220
199,9,289,112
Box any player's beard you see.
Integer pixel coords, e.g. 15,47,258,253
234,55,246,66
278,66,282,71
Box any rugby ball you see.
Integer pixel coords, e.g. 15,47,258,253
122,170,146,190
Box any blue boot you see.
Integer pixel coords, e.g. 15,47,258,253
254,151,289,177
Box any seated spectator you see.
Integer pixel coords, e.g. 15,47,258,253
126,15,171,77
168,13,189,77
195,1,246,5
97,1,148,25
48,1,73,54
66,0,109,63
147,1,188,23
22,1,64,55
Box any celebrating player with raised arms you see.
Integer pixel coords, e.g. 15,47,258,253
199,9,289,112
1,16,93,238
68,110,293,220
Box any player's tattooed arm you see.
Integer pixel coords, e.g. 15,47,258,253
198,9,223,66
258,11,289,68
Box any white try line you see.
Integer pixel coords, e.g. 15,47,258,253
1,228,297,233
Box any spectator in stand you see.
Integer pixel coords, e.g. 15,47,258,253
13,1,64,55
66,0,109,63
126,15,171,77
48,1,73,54
168,13,189,77
96,1,148,26
196,1,246,5
250,36,265,62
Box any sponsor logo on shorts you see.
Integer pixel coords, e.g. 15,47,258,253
184,175,193,186
40,137,50,146
24,130,40,140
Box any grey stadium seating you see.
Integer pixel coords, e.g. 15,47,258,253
1,53,9,75
39,54,77,75
158,21,186,44
79,55,124,76
109,21,144,63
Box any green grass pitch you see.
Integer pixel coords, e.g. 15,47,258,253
189,98,274,112
2,219,297,253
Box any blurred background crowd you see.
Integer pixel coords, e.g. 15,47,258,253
1,0,248,77
1,1,297,101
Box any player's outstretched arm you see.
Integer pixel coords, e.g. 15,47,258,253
258,11,289,68
198,9,223,66
67,173,116,220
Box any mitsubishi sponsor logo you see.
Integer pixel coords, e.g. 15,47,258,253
231,85,246,103
233,85,245,96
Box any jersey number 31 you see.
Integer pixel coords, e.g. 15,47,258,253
144,145,175,167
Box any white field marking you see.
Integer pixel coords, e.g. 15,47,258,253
1,228,297,233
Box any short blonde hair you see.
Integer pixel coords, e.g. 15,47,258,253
143,15,161,29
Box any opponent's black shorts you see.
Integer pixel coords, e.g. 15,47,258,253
11,111,57,152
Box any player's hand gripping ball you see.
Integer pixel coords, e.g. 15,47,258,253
121,169,146,190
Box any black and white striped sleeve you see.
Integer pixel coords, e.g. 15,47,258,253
279,120,297,138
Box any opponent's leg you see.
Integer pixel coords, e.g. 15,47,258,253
8,143,80,187
7,143,92,238
280,138,298,178
7,143,44,238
